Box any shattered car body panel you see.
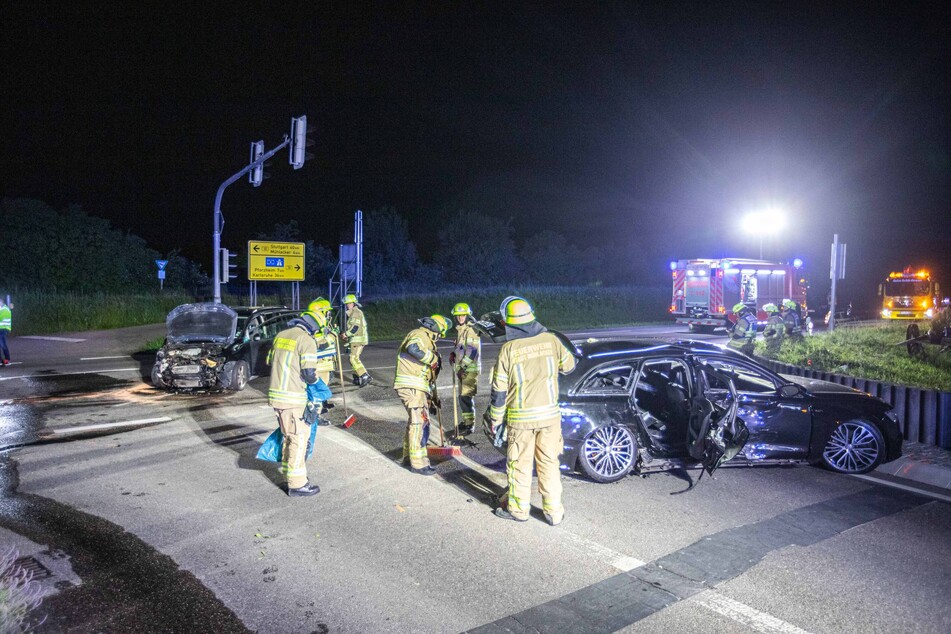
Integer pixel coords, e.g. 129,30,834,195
152,303,297,392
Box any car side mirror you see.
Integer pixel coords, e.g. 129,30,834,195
778,384,802,398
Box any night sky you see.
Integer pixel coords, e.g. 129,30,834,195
4,2,950,307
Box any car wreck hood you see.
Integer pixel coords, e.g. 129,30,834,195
166,303,237,345
780,374,865,395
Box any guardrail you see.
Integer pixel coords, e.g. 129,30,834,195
758,358,951,450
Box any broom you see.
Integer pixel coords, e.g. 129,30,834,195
334,332,356,428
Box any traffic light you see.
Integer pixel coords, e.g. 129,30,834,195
249,140,264,187
289,115,314,169
219,248,237,284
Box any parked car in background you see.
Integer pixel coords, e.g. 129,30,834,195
152,303,298,392
472,313,903,484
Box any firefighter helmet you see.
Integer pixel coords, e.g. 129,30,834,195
451,302,472,316
731,302,750,315
429,314,450,337
502,296,535,325
343,293,361,307
762,303,779,313
304,298,333,325
782,299,798,311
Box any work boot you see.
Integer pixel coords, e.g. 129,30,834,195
358,373,371,387
351,374,361,386
410,465,437,476
317,417,332,427
544,512,564,527
288,482,320,497
457,424,474,437
494,507,528,522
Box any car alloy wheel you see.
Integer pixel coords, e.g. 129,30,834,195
579,425,636,483
821,420,884,474
230,360,250,392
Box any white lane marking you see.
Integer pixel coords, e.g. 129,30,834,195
47,417,172,435
0,361,23,366
692,591,813,634
849,473,951,504
0,367,141,382
80,355,130,361
19,336,86,342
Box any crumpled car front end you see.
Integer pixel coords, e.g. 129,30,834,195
152,303,239,391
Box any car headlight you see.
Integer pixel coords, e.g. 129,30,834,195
881,309,891,317
925,308,934,318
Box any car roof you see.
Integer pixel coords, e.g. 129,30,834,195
231,306,295,317
572,337,748,362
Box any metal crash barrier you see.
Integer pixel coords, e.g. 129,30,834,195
758,358,951,450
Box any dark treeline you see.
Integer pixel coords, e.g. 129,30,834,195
2,199,646,296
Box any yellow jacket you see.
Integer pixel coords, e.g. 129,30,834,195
489,331,576,429
453,322,481,374
394,327,438,393
268,324,320,408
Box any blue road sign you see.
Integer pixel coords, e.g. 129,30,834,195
265,257,285,267
155,260,169,270
158,270,166,280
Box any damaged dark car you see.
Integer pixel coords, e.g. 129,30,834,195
152,303,298,392
473,313,903,484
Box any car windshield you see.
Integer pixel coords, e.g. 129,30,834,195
884,279,931,297
166,303,238,344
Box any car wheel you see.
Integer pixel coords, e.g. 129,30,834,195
151,364,165,389
230,360,250,392
821,420,885,474
578,425,637,483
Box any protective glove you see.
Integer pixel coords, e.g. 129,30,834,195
449,351,456,365
303,401,320,426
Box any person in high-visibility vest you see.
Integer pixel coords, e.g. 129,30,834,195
394,315,450,475
728,302,757,356
303,298,337,386
0,298,11,366
762,303,785,354
486,297,576,525
449,302,481,436
342,293,370,387
267,311,324,497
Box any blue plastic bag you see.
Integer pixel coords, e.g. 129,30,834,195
256,420,319,462
306,378,332,402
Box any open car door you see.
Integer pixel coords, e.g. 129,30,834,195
687,360,750,476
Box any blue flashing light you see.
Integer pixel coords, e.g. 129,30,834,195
669,260,678,271
793,258,803,269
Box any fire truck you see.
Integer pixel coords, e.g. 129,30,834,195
879,268,940,320
669,258,808,332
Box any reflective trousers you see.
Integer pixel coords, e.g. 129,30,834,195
397,388,430,469
275,407,309,489
349,344,366,377
458,371,478,424
505,423,564,522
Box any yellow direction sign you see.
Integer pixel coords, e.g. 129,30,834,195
247,241,306,281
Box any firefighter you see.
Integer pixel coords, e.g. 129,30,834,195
729,302,757,356
781,299,804,341
487,297,576,525
394,315,450,475
342,293,370,387
267,311,323,497
304,298,337,387
0,298,11,366
449,302,481,436
762,303,785,354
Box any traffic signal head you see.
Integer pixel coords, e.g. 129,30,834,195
219,248,237,284
249,140,264,187
289,115,314,170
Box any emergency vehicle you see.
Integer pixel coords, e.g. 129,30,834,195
879,268,940,320
669,258,807,332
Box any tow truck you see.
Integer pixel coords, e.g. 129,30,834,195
669,258,807,332
879,268,940,320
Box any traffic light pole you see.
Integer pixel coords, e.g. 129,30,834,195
213,136,290,304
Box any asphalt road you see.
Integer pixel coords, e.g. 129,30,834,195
1,323,949,633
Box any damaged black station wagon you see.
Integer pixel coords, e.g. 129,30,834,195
152,303,298,392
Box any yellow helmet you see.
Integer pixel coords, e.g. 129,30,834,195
731,302,748,314
451,302,472,316
304,297,332,324
430,314,450,337
344,293,361,306
502,296,535,325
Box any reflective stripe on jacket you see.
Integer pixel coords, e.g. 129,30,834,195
346,307,368,345
394,327,437,393
453,322,481,374
489,332,576,429
0,306,10,331
268,326,319,408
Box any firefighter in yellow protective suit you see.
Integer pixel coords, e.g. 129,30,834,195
342,293,370,387
728,302,757,356
304,298,338,424
487,297,576,525
394,315,450,476
762,303,786,355
449,302,481,436
268,312,323,497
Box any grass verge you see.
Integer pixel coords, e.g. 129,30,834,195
756,322,951,392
